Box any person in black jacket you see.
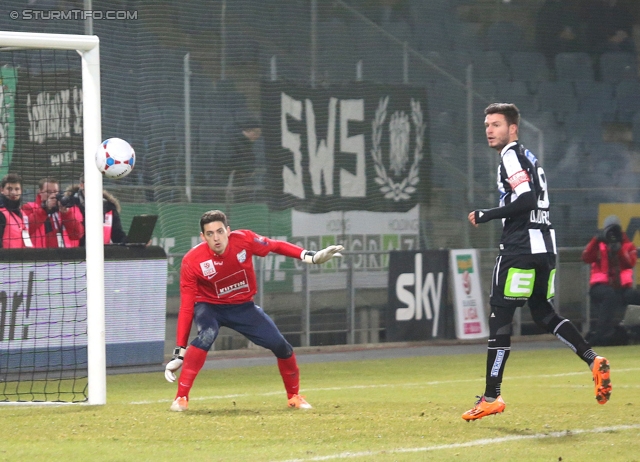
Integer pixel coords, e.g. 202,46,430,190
62,174,127,246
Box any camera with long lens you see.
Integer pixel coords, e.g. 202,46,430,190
56,192,77,208
604,224,622,251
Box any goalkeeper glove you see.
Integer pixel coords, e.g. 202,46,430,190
301,245,345,264
165,346,186,383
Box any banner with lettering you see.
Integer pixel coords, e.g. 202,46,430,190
261,81,430,212
0,66,17,179
386,250,454,341
12,69,83,185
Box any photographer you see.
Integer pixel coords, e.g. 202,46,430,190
0,173,32,248
65,174,126,246
582,215,640,345
22,178,84,248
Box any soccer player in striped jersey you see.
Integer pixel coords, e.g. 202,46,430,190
164,209,344,412
462,103,611,421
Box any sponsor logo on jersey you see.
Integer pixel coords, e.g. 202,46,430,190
237,249,247,263
200,259,216,278
253,236,268,245
215,270,250,297
506,169,530,190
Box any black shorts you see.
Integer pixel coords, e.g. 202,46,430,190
489,253,556,309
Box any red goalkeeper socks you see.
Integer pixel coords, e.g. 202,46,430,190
176,346,208,399
277,353,300,399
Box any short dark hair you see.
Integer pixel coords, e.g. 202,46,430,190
200,210,228,232
485,103,521,126
38,177,59,190
1,173,22,189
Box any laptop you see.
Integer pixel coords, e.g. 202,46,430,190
126,214,158,246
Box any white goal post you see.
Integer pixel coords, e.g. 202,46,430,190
0,31,106,405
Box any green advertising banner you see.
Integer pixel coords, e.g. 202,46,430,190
0,67,17,178
118,202,292,296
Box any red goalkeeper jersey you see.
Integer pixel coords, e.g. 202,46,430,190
176,229,304,346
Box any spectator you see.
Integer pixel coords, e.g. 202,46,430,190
582,215,640,345
233,116,266,190
585,0,635,55
63,174,126,246
0,173,32,248
22,177,84,248
535,0,585,67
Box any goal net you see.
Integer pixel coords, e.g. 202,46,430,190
0,32,104,404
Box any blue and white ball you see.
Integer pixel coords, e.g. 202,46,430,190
95,138,135,179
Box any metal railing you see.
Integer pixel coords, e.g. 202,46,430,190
205,247,599,350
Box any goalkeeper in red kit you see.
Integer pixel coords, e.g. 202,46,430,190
165,210,344,411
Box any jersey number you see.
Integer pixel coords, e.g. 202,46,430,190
536,167,550,209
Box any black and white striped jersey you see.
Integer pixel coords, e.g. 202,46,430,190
496,141,557,255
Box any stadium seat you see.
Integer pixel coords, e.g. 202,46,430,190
352,22,403,83
599,52,639,83
614,80,640,122
563,112,604,144
518,111,563,166
506,51,550,92
451,21,482,53
417,19,453,52
428,111,462,145
554,52,595,82
318,18,356,83
427,80,467,116
535,81,578,122
484,21,524,53
632,111,640,147
496,81,536,115
430,142,465,188
382,19,413,45
574,81,616,122
475,81,498,102
438,51,473,83
472,51,510,82
408,51,441,86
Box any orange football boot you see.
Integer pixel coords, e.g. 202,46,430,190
592,356,612,405
462,395,506,421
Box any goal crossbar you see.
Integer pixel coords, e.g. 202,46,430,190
0,31,106,405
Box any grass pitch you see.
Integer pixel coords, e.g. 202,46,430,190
1,344,639,461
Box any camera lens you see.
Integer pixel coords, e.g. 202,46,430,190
58,194,74,208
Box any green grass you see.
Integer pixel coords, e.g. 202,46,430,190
1,345,639,461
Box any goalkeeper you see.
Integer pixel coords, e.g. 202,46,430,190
165,209,344,412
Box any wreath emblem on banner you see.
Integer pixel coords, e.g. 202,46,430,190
371,96,425,201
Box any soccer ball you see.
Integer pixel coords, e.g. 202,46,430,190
95,138,135,179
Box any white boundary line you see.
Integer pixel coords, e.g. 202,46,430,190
277,424,640,462
130,367,640,405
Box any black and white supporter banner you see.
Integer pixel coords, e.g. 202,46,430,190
262,81,430,212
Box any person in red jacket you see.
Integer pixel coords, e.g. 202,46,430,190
164,209,344,412
0,173,32,248
582,215,640,345
22,178,84,248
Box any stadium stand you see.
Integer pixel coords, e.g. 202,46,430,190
599,51,639,84
554,52,595,82
574,81,617,122
614,79,640,122
535,81,578,123
506,51,551,90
